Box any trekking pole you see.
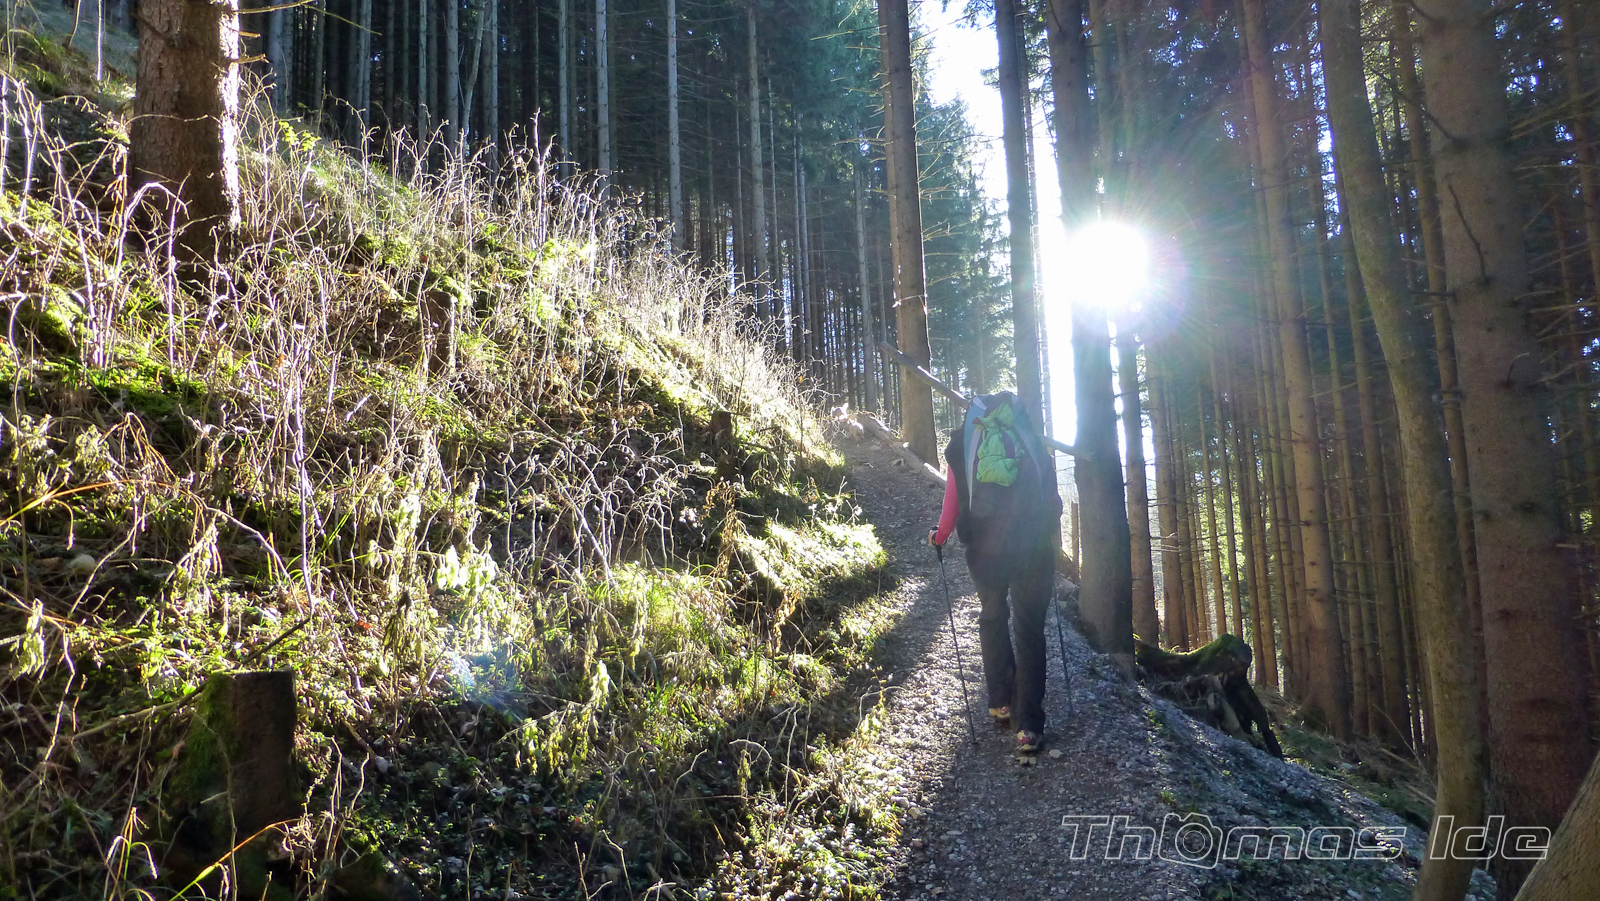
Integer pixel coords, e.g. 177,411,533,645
1054,587,1075,726
935,543,979,745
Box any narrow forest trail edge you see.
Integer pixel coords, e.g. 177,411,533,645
828,434,1499,901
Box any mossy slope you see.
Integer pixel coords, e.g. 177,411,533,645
0,36,899,900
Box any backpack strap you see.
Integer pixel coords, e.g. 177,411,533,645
1009,399,1049,476
963,396,988,506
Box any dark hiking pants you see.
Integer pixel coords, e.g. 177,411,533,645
967,538,1055,736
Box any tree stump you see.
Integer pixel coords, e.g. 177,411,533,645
709,409,739,479
1136,635,1283,758
164,670,300,898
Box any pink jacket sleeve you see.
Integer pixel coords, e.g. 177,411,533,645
933,472,959,545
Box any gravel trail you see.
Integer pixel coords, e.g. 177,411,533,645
838,436,1495,901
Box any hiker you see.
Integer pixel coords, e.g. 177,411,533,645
928,392,1063,753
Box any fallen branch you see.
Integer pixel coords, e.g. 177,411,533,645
876,342,1085,460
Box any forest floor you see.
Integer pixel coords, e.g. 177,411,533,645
831,432,1500,901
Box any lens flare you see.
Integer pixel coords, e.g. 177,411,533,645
1059,221,1150,312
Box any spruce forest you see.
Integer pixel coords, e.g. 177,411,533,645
2,0,1600,897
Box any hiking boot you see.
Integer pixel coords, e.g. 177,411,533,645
1016,729,1042,753
988,705,1011,724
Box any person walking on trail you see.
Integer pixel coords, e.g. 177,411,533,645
928,392,1063,754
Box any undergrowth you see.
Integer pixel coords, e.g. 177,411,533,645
1,40,902,901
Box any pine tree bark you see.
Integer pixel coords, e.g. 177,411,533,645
446,0,461,147
1514,749,1600,901
310,0,326,124
1150,348,1185,647
419,0,432,140
747,5,768,319
1391,8,1481,635
1320,3,1485,897
668,0,683,251
1200,383,1228,637
352,0,372,147
1255,316,1298,688
1122,331,1160,644
876,0,937,463
855,156,878,411
486,0,498,159
1213,354,1244,644
1073,270,1136,663
1338,212,1411,749
1558,0,1600,332
1240,0,1348,736
1046,0,1131,662
995,0,1043,420
1414,0,1596,892
559,0,570,170
131,0,242,258
1240,395,1279,687
1174,417,1199,649
596,0,610,180
265,4,291,114
1179,441,1208,645
1318,217,1373,737
384,0,397,124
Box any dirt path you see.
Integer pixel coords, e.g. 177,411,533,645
838,437,1492,901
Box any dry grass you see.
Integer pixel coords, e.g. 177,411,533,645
0,64,897,900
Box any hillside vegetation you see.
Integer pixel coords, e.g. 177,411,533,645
1,39,901,900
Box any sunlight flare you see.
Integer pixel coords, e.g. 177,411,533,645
1058,221,1151,312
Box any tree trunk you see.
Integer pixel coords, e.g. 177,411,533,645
877,0,937,463
1200,383,1227,637
1240,393,1279,686
747,5,767,318
1336,210,1412,750
1391,9,1482,651
1179,438,1207,646
463,0,488,141
487,0,499,159
1213,353,1244,645
1414,0,1596,892
385,0,398,126
769,79,781,334
1320,3,1486,898
559,0,570,170
596,0,610,180
1241,0,1347,736
1319,218,1374,737
1122,331,1160,644
1045,0,1130,663
1559,0,1600,298
1514,749,1600,901
1255,317,1297,689
265,4,290,114
310,0,326,125
446,0,462,147
131,0,242,259
855,155,877,411
163,671,300,897
1150,349,1184,647
352,0,372,148
668,0,682,251
419,0,432,140
995,0,1042,421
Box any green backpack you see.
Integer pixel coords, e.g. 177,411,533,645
961,392,1049,519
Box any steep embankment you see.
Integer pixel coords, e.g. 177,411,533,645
832,432,1499,901
0,37,902,899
